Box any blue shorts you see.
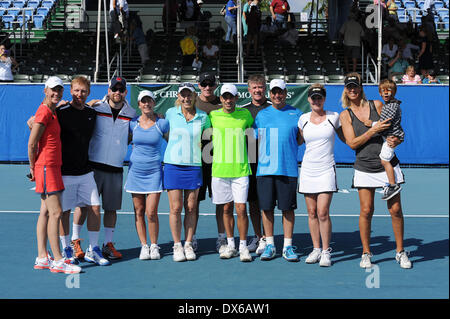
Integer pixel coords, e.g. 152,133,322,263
256,175,298,211
164,163,203,190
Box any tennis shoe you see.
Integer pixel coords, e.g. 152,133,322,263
305,248,322,264
255,238,266,255
50,259,81,274
216,237,227,254
70,238,85,259
395,250,412,269
63,246,79,265
319,248,332,267
139,244,151,260
150,244,161,260
102,242,122,259
247,237,259,252
220,246,238,259
173,245,186,262
239,246,252,262
85,246,110,266
260,244,276,261
381,184,402,200
282,246,299,262
192,238,198,252
184,243,196,261
34,256,51,270
360,252,373,268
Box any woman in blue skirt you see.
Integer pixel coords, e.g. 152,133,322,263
125,90,169,261
164,83,211,261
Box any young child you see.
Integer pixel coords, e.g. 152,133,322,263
365,79,404,200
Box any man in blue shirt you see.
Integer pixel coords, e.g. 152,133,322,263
254,79,302,262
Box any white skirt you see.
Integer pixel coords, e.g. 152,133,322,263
298,165,338,194
352,164,405,188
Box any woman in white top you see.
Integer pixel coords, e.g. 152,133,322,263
298,84,345,267
0,45,18,82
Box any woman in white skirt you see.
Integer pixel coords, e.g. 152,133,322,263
298,84,345,267
339,73,412,269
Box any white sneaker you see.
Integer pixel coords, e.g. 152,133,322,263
50,259,82,274
255,238,266,255
173,245,186,262
247,237,259,252
319,248,332,267
360,252,373,268
216,237,227,254
150,244,161,260
305,248,322,264
139,244,151,260
239,246,252,262
395,250,412,269
184,243,196,261
220,245,238,259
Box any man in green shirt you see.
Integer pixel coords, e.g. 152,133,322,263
209,83,253,262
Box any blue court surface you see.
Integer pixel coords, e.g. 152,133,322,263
0,164,448,300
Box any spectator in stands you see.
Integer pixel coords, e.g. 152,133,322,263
0,44,18,82
388,48,409,81
202,38,219,61
270,0,290,30
339,12,365,73
260,16,277,41
242,0,253,39
180,26,199,66
402,65,422,84
110,0,129,41
246,1,262,56
162,0,178,35
382,38,398,63
279,22,298,48
129,20,149,65
398,39,419,64
422,69,442,84
224,0,239,43
196,0,212,38
386,0,398,22
416,26,434,77
178,0,201,23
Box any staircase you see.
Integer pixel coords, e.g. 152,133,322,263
49,0,86,31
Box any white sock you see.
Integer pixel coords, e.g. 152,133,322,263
239,240,247,251
71,224,82,241
174,242,182,248
184,241,192,247
88,231,99,250
104,227,114,245
266,236,275,246
59,235,70,249
227,237,235,249
283,238,292,248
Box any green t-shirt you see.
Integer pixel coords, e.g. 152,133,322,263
209,108,254,178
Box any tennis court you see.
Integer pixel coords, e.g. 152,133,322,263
0,164,448,299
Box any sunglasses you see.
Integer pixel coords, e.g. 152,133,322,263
200,81,216,88
111,86,126,93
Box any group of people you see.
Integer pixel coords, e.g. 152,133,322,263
28,71,413,275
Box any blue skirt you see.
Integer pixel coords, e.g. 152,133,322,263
163,163,203,190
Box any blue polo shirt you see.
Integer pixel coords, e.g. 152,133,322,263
254,104,302,177
164,106,211,166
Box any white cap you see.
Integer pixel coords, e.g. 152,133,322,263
178,82,195,93
138,90,156,102
197,0,203,4
220,83,238,96
269,79,286,91
45,76,64,89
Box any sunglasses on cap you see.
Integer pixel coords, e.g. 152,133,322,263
111,86,126,93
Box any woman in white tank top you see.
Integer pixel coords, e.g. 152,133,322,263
298,84,345,267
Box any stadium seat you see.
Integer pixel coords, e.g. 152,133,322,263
12,0,25,8
1,14,15,28
179,74,197,82
72,74,91,81
397,8,406,18
308,74,326,83
399,14,410,22
41,0,54,9
0,0,11,8
31,74,49,82
442,15,449,29
36,7,49,16
32,14,44,28
327,74,345,83
267,74,285,81
27,0,40,8
434,1,445,9
293,75,308,83
138,74,158,82
437,8,449,18
7,7,20,16
13,74,31,82
0,8,5,16
403,1,416,8
16,14,30,27
436,75,449,84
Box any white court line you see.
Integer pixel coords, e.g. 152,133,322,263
0,210,448,218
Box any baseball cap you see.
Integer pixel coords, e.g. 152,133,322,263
269,79,286,91
199,72,216,86
308,86,326,98
45,76,64,89
178,82,195,93
197,0,203,4
138,90,156,102
344,75,361,87
109,76,127,89
220,83,238,96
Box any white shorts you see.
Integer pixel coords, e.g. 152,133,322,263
211,176,249,204
61,172,101,212
298,165,338,194
379,141,396,162
352,164,404,189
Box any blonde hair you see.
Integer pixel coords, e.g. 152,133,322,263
378,78,397,95
405,65,415,74
71,75,91,90
340,72,367,108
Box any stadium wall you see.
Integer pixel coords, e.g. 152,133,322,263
0,83,448,164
